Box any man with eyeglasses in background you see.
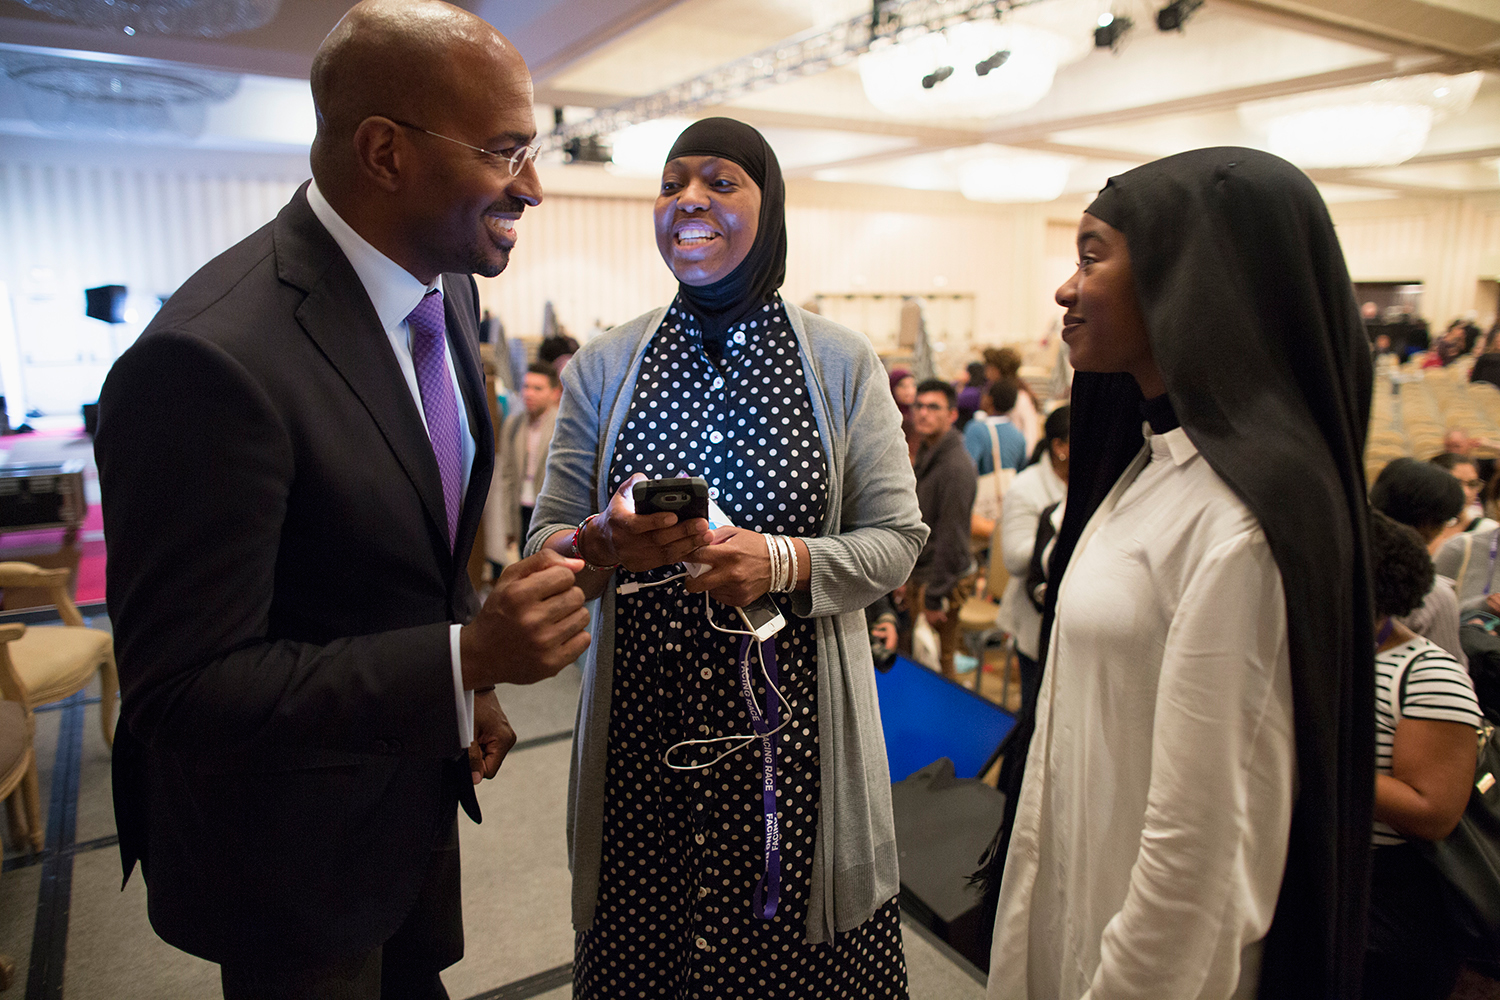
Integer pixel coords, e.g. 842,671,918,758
95,2,590,997
902,378,979,680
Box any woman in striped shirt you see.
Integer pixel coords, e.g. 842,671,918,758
1366,509,1481,1000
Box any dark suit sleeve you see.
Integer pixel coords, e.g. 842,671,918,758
96,330,459,761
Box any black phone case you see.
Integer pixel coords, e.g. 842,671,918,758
632,477,709,521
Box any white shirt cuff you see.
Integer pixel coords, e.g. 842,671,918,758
451,623,474,750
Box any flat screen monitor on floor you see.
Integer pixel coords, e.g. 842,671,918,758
873,654,1016,782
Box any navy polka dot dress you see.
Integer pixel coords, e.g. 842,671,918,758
573,295,908,999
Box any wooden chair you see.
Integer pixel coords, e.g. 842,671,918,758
0,622,42,856
0,563,117,746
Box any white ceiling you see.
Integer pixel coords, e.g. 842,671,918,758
0,0,1496,204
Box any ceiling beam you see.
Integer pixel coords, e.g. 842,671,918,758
775,54,1489,177
1214,0,1500,61
524,0,695,82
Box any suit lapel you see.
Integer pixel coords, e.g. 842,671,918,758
275,189,451,557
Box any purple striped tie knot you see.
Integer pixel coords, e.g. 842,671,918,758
405,289,463,549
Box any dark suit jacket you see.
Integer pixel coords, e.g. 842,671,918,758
95,183,495,968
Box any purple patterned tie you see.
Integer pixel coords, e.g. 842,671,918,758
405,289,463,549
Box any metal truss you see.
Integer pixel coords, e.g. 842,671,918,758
542,0,1052,151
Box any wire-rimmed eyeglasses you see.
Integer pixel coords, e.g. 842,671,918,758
383,116,540,176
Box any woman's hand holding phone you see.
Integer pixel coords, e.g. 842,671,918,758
682,526,774,606
597,473,713,573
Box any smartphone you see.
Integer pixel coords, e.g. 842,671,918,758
737,595,786,642
632,476,709,523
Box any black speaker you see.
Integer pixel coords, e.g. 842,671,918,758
892,757,1006,972
85,285,127,323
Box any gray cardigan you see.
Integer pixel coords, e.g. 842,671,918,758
526,302,928,943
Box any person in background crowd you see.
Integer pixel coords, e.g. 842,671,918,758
964,378,1028,546
1420,321,1467,369
1364,509,1480,1000
1429,451,1495,538
982,346,1041,452
528,117,925,998
964,379,1027,479
499,361,563,556
995,404,1068,717
1469,325,1500,386
890,367,920,462
1434,485,1500,616
1439,426,1496,485
1371,457,1467,553
985,148,1373,1000
1368,458,1468,666
537,331,579,372
905,378,979,680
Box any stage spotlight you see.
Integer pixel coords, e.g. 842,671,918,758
1093,11,1133,49
921,65,955,89
1155,0,1203,31
974,49,1011,76
564,134,612,164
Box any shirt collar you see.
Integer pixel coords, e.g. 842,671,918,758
307,179,439,333
1144,423,1199,467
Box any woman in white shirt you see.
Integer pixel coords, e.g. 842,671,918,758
984,148,1374,1000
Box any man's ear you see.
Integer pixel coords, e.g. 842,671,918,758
352,116,405,194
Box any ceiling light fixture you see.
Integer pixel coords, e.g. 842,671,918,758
957,146,1075,203
605,116,694,175
2,53,240,137
974,49,1010,76
920,65,954,88
1154,0,1203,32
1239,71,1483,169
1093,11,1133,49
858,19,1084,119
10,0,281,38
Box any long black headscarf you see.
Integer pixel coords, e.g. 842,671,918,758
980,147,1375,998
664,117,787,343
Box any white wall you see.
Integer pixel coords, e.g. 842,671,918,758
0,137,308,414
1331,194,1500,329
1,134,1496,415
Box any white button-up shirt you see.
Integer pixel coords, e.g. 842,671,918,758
988,426,1295,1000
307,180,477,751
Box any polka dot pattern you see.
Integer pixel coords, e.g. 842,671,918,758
574,296,907,998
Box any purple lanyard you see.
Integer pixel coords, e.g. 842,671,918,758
737,635,781,920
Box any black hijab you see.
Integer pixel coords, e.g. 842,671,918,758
981,148,1375,998
664,117,787,345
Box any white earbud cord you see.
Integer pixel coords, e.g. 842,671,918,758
661,591,793,771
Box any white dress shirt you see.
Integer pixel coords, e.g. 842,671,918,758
988,425,1296,1000
307,180,477,751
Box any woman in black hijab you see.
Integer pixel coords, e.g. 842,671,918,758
529,118,925,998
984,148,1373,998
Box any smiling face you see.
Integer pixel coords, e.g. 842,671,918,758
398,42,542,282
1056,212,1164,398
654,155,761,286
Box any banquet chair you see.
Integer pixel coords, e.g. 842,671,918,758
0,562,117,747
0,622,42,858
0,628,36,991
959,553,1013,702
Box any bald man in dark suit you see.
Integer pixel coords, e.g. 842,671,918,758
94,3,589,996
